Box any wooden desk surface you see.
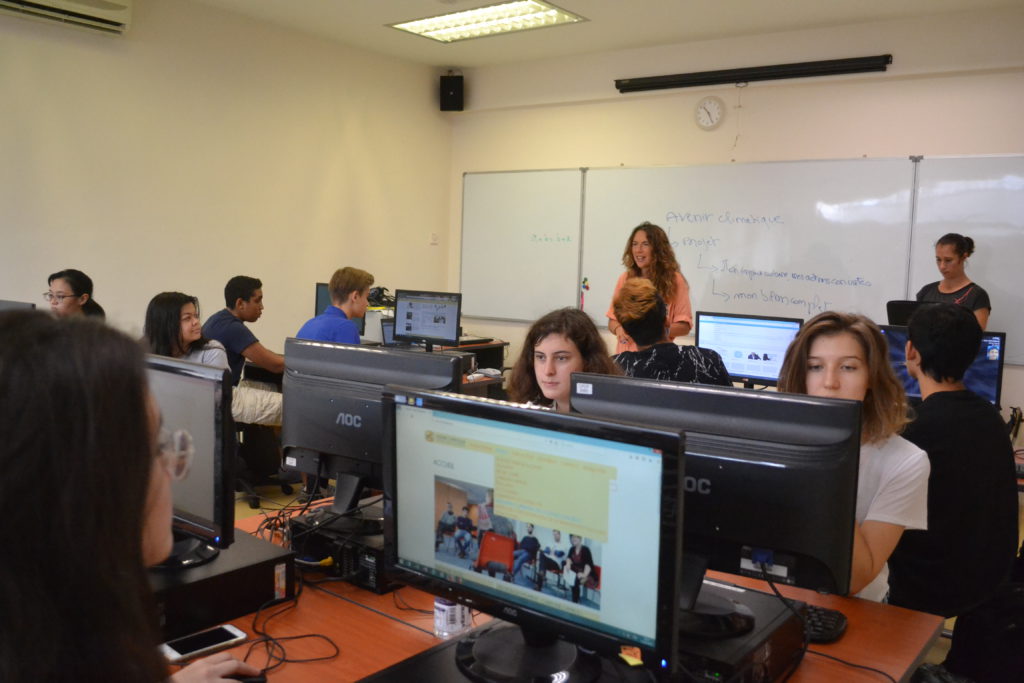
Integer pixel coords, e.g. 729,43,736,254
711,572,943,683
225,516,941,682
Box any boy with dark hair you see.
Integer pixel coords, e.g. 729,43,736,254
202,275,284,385
296,267,374,344
887,303,1017,619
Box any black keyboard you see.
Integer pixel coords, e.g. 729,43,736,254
804,604,847,644
458,336,493,346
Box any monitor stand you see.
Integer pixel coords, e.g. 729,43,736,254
151,531,219,571
454,623,601,683
302,472,383,536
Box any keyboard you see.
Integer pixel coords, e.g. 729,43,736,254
804,604,847,643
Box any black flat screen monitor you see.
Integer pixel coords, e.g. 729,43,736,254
0,299,35,311
146,355,235,568
571,373,859,607
694,311,802,387
385,387,683,679
281,338,462,522
393,289,461,351
314,282,364,334
886,299,927,326
879,325,1006,407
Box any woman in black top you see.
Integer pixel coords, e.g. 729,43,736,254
564,534,596,604
915,233,991,329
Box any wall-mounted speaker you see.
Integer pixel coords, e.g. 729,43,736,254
440,75,464,111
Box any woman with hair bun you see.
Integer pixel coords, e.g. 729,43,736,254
915,233,990,329
46,268,105,319
607,222,692,352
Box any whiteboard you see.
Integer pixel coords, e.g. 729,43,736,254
460,170,582,321
580,160,915,326
909,156,1024,364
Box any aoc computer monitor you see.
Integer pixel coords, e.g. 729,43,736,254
694,311,802,387
385,387,684,679
281,338,462,521
571,373,859,623
0,299,35,311
146,355,235,568
879,325,1006,407
392,289,461,351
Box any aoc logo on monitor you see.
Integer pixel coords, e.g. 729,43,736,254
684,476,711,495
335,411,363,428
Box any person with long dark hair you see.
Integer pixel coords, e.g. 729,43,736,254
46,268,105,319
0,310,258,682
145,292,228,368
508,308,619,413
778,311,930,601
916,233,991,329
606,222,692,352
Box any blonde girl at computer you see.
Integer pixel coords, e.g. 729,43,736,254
508,308,619,413
778,311,930,601
0,310,260,682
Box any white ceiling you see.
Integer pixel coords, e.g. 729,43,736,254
190,0,1016,69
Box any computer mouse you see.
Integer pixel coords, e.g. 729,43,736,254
467,372,485,381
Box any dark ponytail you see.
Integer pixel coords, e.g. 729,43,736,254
935,233,975,259
47,269,105,319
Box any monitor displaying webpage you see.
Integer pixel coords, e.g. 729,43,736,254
697,313,801,383
392,399,665,647
880,327,1004,405
394,291,459,343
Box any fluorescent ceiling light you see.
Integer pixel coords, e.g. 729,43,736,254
390,1,585,43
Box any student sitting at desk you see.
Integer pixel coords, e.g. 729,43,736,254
202,275,284,386
45,268,105,319
779,311,930,601
296,266,374,344
508,308,619,413
0,311,259,682
887,304,1018,619
611,277,730,386
144,291,281,425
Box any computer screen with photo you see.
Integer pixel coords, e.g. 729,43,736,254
386,388,683,678
879,325,1006,407
694,311,802,387
393,289,461,350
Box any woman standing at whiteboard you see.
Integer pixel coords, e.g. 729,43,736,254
606,222,692,352
778,311,929,601
916,233,991,329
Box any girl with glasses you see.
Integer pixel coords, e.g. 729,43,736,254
45,268,105,319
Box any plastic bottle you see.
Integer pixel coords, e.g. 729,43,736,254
433,597,472,639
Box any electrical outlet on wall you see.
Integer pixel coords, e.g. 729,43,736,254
429,232,440,245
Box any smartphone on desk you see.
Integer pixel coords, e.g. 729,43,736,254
159,624,247,664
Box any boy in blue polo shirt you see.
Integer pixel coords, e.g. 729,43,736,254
296,267,374,344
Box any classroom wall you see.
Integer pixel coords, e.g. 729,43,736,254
0,0,453,347
447,7,1024,416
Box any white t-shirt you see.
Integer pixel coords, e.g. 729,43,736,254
854,433,930,602
183,340,229,370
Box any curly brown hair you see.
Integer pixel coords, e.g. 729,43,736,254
778,311,909,444
508,308,620,406
620,222,685,303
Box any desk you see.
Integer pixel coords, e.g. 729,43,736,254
220,517,941,682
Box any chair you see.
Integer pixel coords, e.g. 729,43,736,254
473,531,515,579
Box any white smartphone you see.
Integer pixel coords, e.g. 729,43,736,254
158,624,247,664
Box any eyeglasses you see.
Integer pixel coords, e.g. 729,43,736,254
43,292,78,303
157,428,194,481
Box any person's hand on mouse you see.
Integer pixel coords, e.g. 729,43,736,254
170,651,261,682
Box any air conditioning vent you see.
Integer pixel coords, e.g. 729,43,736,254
0,0,131,34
